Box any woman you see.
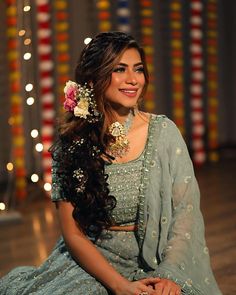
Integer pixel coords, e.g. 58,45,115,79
0,32,222,295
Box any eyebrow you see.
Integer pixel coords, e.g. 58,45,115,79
116,62,144,67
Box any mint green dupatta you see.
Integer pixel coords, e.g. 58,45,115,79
137,115,222,295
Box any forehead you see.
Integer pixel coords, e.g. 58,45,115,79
118,48,142,63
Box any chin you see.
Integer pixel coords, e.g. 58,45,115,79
110,100,138,111
122,103,138,109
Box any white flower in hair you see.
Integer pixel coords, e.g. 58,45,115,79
64,80,78,95
74,98,90,118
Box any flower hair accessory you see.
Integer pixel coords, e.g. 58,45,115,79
64,80,101,123
73,168,87,193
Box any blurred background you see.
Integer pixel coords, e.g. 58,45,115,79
0,1,235,294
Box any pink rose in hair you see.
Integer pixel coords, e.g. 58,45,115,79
65,86,76,100
64,98,77,112
63,80,78,112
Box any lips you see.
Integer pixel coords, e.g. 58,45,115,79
119,88,139,97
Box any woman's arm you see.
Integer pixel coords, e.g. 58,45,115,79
57,201,158,295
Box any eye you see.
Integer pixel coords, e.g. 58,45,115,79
135,66,144,73
113,67,125,73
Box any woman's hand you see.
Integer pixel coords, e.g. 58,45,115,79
114,277,160,295
153,278,181,295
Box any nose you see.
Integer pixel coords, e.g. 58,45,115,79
126,70,137,85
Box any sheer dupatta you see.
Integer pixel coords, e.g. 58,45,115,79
138,116,222,295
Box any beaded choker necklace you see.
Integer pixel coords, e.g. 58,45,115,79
107,110,135,158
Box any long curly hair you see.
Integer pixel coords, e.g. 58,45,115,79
50,31,149,237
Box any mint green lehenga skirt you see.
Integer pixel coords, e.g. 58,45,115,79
0,230,153,295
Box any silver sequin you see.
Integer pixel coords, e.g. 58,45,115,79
203,247,209,254
184,176,192,183
187,204,194,212
152,230,157,238
186,278,193,287
166,245,172,251
205,277,210,284
150,160,156,167
185,232,191,239
162,121,168,128
153,257,158,264
176,147,182,155
161,216,168,224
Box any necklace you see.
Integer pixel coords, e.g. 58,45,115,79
107,109,135,158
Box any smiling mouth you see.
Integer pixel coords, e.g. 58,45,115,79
119,89,138,96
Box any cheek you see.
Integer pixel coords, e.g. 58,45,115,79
104,85,119,101
139,75,146,86
105,76,122,97
110,74,122,86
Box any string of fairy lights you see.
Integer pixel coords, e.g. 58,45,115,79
19,1,42,189
5,0,27,205
206,0,219,162
189,0,206,165
96,0,111,32
36,0,55,189
1,1,221,213
139,0,155,112
2,1,51,212
53,0,70,105
169,0,185,135
116,0,130,33
2,1,46,211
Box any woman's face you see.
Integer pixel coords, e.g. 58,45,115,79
104,48,146,112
